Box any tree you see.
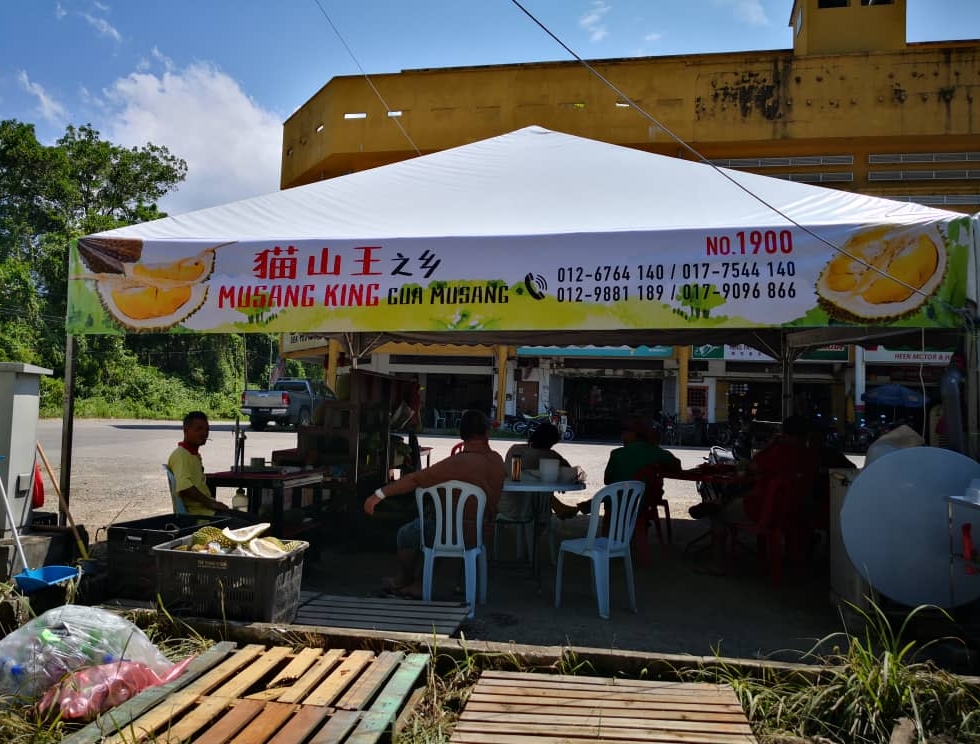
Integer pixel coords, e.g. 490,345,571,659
0,119,188,395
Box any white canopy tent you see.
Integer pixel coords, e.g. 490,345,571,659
60,126,979,500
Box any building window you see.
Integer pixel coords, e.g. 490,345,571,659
818,0,849,7
861,0,893,4
795,8,803,36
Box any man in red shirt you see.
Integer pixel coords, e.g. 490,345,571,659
703,415,819,572
364,410,505,598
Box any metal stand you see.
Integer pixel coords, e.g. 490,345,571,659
233,416,247,472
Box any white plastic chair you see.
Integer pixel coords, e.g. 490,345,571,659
554,480,646,619
163,464,189,515
416,480,487,618
432,409,447,428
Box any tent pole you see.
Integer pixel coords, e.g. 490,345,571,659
780,333,794,420
58,334,77,527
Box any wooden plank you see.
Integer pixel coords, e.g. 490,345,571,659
480,670,737,693
346,653,428,744
157,695,233,743
266,705,332,744
101,691,200,744
294,616,460,635
297,605,466,622
462,701,750,721
277,648,346,704
212,645,293,699
301,594,466,612
308,709,361,744
246,647,325,701
452,720,755,743
335,650,404,710
451,731,755,744
231,701,296,744
63,641,238,744
467,688,740,706
181,644,268,696
305,650,376,707
455,711,753,734
192,699,266,744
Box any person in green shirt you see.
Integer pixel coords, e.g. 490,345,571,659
579,418,680,514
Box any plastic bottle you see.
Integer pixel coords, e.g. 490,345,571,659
233,488,249,511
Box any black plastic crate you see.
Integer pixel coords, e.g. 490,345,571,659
153,536,307,623
107,514,230,600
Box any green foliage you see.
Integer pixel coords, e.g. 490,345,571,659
685,602,980,743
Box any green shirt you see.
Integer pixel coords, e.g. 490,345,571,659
604,440,680,484
167,446,213,516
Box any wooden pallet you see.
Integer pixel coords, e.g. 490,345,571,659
65,642,429,744
450,670,758,744
295,591,470,637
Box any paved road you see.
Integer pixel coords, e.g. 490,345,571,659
36,417,864,539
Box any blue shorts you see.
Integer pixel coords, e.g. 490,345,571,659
396,517,436,550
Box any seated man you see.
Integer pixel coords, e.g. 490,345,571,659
363,410,505,599
579,418,681,514
167,411,259,526
502,423,578,521
703,414,820,572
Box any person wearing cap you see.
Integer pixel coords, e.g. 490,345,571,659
363,409,505,599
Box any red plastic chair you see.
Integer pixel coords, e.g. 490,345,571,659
726,472,812,586
631,464,673,568
450,441,465,456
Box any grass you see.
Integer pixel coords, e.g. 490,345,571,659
0,599,978,743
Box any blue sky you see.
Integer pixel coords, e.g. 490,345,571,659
3,0,977,214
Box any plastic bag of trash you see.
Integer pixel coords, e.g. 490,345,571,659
0,605,176,702
37,657,194,721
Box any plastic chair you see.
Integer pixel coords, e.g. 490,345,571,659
727,473,812,586
554,480,645,619
415,480,488,618
631,465,673,567
163,465,189,515
432,409,447,429
450,441,466,456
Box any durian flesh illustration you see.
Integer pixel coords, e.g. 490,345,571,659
77,237,223,331
816,224,946,322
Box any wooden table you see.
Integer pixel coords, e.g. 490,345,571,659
206,467,327,537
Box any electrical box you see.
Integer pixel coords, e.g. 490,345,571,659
0,363,52,538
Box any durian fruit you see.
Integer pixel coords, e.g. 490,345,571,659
221,523,272,545
190,526,234,549
128,249,216,284
247,537,287,558
816,224,946,322
96,279,208,331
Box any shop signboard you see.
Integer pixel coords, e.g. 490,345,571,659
863,346,953,365
67,217,973,335
692,344,848,362
517,345,673,358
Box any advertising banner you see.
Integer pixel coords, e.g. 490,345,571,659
693,344,848,362
67,216,972,335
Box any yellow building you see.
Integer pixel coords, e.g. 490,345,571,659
280,0,979,427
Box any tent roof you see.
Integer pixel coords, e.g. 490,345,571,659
98,125,960,242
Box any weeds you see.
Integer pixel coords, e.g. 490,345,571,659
685,602,980,743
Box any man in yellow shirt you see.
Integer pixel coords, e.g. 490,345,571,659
167,412,233,516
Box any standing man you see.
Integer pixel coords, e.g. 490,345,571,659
363,409,505,599
168,411,233,516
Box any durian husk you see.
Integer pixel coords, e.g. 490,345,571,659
78,237,144,275
96,279,208,332
815,224,947,323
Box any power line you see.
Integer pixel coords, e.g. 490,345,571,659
310,0,421,156
508,0,963,317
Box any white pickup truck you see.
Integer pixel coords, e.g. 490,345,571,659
240,378,335,431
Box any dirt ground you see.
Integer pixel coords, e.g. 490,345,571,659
37,418,864,660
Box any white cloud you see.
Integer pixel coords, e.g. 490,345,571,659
579,1,611,43
644,31,662,42
55,2,67,20
101,60,282,215
81,11,122,42
712,0,769,26
92,0,110,11
17,70,68,124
